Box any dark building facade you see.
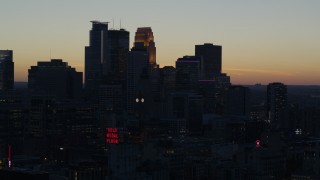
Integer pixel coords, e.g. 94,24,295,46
107,29,129,83
160,66,176,95
85,21,109,91
0,50,14,91
195,43,222,79
267,82,287,129
85,21,130,106
127,45,149,115
168,92,204,133
175,56,201,90
100,29,130,114
28,59,82,100
225,85,250,116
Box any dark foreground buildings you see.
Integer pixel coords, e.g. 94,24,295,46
0,169,49,180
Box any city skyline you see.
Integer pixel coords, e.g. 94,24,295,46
2,2,320,178
1,0,320,85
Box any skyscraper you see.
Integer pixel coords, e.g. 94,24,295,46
107,29,129,83
0,50,14,90
195,43,222,79
127,44,149,115
97,29,130,115
134,27,156,66
85,21,109,91
267,82,287,129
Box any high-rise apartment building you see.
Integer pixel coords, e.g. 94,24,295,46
267,82,287,129
0,50,14,90
195,43,222,79
134,27,156,66
85,21,109,91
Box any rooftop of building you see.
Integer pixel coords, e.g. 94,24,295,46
90,20,109,24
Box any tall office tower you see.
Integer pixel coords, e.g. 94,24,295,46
107,29,129,82
175,56,201,90
97,29,130,116
127,43,149,115
134,27,156,66
28,59,83,100
267,82,287,129
0,50,14,90
85,21,109,91
195,43,222,79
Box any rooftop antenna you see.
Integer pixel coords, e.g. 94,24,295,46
50,49,51,60
120,19,122,29
113,19,114,29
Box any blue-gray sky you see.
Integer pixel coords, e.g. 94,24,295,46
1,0,320,84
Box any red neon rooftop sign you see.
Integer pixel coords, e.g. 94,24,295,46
106,128,119,144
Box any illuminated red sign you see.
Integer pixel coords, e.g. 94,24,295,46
106,138,119,144
107,128,117,133
106,128,119,144
106,133,119,138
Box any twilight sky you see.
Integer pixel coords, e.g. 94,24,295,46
1,0,320,85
